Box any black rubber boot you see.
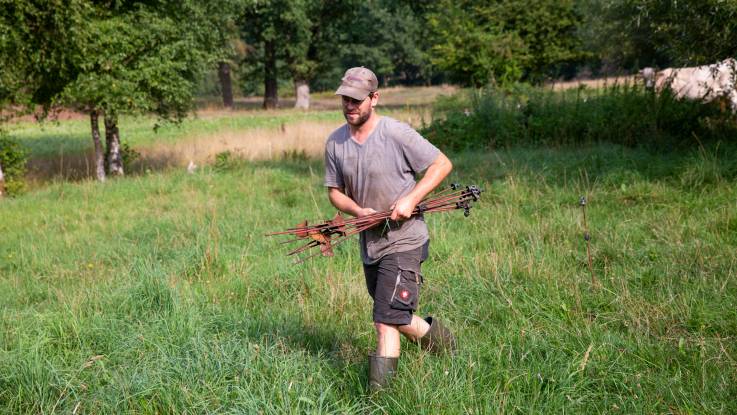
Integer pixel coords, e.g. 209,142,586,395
368,354,399,392
418,316,457,354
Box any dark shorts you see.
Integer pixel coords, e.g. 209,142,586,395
363,242,429,325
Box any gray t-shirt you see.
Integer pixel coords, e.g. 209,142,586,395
324,116,440,264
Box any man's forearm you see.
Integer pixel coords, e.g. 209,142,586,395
407,153,453,204
389,153,453,220
328,187,366,217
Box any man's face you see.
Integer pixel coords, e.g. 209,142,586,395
341,93,377,126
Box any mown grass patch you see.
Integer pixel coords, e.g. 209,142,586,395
1,143,735,412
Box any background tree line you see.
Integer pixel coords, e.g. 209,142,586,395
1,0,736,193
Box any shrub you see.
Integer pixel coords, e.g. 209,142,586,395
0,134,28,196
213,150,234,172
422,84,737,151
120,141,141,168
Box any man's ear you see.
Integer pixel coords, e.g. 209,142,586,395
370,92,379,107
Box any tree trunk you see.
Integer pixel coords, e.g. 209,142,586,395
90,110,106,182
218,61,234,109
104,114,124,176
0,159,5,198
263,39,278,109
294,79,310,109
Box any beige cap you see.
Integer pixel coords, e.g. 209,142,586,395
335,67,378,100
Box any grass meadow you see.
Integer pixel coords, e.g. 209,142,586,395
2,85,737,413
2,132,736,412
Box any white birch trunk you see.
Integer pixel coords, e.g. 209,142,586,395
294,80,310,109
91,110,106,182
104,115,124,176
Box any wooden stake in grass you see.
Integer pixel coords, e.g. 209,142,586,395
268,184,482,264
579,196,598,286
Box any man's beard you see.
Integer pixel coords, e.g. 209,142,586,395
344,107,372,126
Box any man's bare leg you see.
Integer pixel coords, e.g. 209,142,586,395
376,316,431,356
375,322,402,357
369,316,439,391
370,323,401,391
398,315,431,342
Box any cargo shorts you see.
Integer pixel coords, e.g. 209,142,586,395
363,242,429,326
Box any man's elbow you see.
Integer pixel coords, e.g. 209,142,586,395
327,186,343,204
438,153,453,174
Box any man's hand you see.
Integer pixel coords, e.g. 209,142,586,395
328,187,377,218
357,207,377,217
389,153,452,221
390,194,419,221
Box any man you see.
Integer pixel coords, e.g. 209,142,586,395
324,67,457,391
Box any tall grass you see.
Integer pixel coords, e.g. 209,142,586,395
423,84,737,151
8,104,432,183
1,141,736,412
6,110,345,159
6,85,451,162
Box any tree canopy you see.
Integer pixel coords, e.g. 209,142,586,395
3,0,736,114
2,0,235,181
426,0,584,86
578,0,737,72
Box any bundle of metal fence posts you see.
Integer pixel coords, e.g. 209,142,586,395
266,184,482,264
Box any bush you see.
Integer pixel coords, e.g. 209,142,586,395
422,84,737,151
0,134,28,196
120,141,140,168
213,150,234,172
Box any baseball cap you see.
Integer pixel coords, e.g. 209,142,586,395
335,67,378,101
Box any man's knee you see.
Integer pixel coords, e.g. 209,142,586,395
396,323,412,335
374,322,399,336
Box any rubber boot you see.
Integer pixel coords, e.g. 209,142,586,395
418,316,457,354
368,354,398,392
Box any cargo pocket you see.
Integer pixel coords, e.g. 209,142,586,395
389,268,422,311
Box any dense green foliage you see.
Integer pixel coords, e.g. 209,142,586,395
315,1,432,88
0,134,27,195
0,0,89,112
240,0,431,100
240,0,301,107
59,2,220,120
1,0,240,181
1,144,735,412
578,0,737,71
235,0,737,91
4,0,737,116
241,0,585,92
427,0,583,86
424,85,737,151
